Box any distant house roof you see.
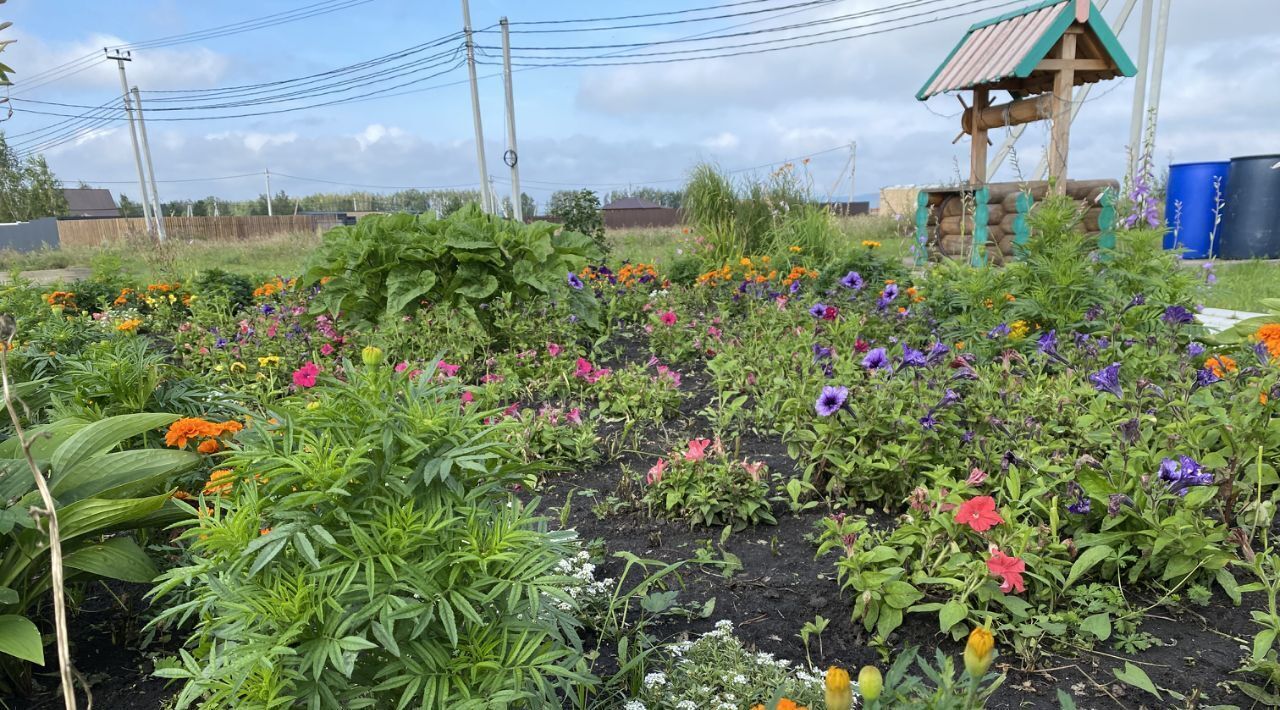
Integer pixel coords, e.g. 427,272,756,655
917,0,1135,100
62,188,120,218
603,197,663,210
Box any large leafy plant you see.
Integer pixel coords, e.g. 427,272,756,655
151,366,595,709
0,412,199,692
302,204,602,329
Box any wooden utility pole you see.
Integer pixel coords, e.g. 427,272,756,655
969,88,990,184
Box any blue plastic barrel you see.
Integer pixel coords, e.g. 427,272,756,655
1164,161,1230,258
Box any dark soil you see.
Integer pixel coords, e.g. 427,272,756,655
5,334,1268,709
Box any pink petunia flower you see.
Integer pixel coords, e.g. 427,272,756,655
684,438,712,462
547,342,562,357
647,459,666,485
320,343,335,356
566,408,582,426
292,361,321,388
986,548,1026,594
659,311,678,326
436,360,459,377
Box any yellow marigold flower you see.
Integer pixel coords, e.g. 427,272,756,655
789,245,802,253
761,255,771,264
1004,293,1016,302
258,356,280,368
740,257,753,266
964,626,996,677
861,240,881,248
231,361,247,373
858,666,883,702
116,318,143,333
825,667,852,710
1008,320,1029,340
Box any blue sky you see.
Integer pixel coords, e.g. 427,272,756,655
4,1,1277,208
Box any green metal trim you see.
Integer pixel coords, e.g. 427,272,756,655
1013,191,1034,256
971,187,990,267
1097,187,1117,256
1012,3,1076,77
967,0,1064,32
916,34,970,100
1085,2,1137,76
914,190,931,266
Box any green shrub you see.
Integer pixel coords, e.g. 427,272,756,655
191,269,255,310
151,368,596,708
303,204,602,330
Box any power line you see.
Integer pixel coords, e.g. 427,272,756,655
72,171,478,191
507,0,807,26
488,0,844,34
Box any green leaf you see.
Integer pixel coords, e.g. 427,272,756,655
455,273,498,300
50,413,179,477
54,492,171,542
1064,544,1113,589
939,600,968,632
0,615,43,664
63,536,159,583
384,266,436,316
0,586,16,605
1056,688,1079,710
1079,613,1111,641
52,449,200,502
1253,629,1277,663
1234,680,1280,706
1113,662,1161,700
882,581,923,609
1217,568,1242,606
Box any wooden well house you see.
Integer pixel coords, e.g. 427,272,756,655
913,0,1136,265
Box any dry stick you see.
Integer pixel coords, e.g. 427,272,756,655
0,329,78,710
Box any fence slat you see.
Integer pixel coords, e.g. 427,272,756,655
56,215,321,248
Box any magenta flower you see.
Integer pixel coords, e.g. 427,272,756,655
547,342,562,357
292,361,320,388
660,310,678,326
436,360,460,378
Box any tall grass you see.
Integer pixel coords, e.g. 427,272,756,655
683,164,742,262
1205,261,1280,311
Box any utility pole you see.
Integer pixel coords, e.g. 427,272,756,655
1127,0,1154,175
265,168,273,216
1144,0,1172,147
499,17,523,222
130,87,166,241
107,51,153,235
849,141,857,213
461,0,492,213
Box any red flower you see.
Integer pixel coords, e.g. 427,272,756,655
853,339,870,353
954,495,1003,532
986,548,1026,593
822,305,838,321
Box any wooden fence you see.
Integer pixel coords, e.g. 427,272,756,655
56,215,324,248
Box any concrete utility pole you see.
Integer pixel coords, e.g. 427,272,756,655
265,168,273,216
499,17,523,222
1144,0,1172,146
108,51,153,235
1127,0,1154,175
849,141,857,212
130,87,166,241
461,0,492,213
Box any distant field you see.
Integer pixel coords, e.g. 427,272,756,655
1203,260,1280,311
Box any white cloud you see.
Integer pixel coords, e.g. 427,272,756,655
12,32,231,92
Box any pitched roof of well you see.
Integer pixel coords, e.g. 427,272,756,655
602,197,664,210
917,0,1136,100
61,188,120,217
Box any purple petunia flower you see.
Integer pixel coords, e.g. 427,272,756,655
939,388,961,407
1108,493,1133,517
1123,294,1146,312
961,430,975,444
809,303,828,319
790,280,802,295
815,385,849,417
919,414,938,429
214,337,228,348
1088,362,1123,398
902,346,927,367
567,272,584,290
1159,455,1214,496
862,347,889,370
876,283,898,309
1084,304,1104,321
1193,367,1220,389
1161,305,1195,326
926,341,950,365
812,343,833,362
987,323,1010,339
1187,342,1205,358
840,271,865,291
1255,342,1271,366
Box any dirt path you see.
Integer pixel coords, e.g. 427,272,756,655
0,267,91,285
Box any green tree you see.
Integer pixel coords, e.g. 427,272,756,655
117,193,144,218
0,135,69,220
548,189,606,250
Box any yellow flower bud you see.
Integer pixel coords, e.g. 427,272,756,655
361,345,384,367
964,626,995,677
825,666,852,710
858,666,882,702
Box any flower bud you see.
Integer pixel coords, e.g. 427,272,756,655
964,626,996,677
858,665,882,702
361,345,384,366
825,666,852,710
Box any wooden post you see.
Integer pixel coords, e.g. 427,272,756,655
914,190,931,265
970,186,990,267
970,88,990,184
1048,33,1077,193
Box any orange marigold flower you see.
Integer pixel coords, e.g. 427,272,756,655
116,318,143,333
203,469,235,496
197,439,221,454
1207,354,1237,378
1255,323,1280,359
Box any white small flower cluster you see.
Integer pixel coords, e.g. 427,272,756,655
553,551,613,612
643,671,668,689
623,702,647,710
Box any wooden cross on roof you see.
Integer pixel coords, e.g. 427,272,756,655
917,0,1136,191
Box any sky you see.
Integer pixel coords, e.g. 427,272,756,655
2,0,1277,209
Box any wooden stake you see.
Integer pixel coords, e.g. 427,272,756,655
970,87,990,184
1048,33,1077,193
